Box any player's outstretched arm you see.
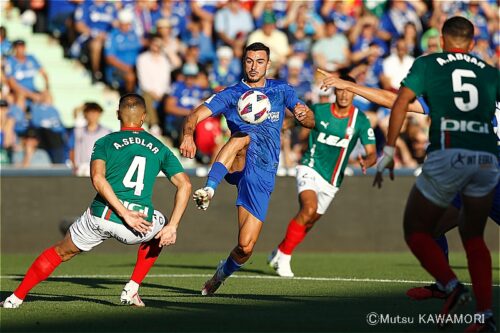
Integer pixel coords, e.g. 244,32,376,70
180,105,213,159
155,172,191,247
90,159,151,233
318,69,424,114
293,103,315,128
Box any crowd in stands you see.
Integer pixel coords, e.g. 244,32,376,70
1,0,498,172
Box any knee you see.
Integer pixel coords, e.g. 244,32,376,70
54,246,78,262
236,240,255,258
228,133,250,150
299,205,317,223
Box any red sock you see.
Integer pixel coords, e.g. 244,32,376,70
406,232,456,286
278,219,307,255
464,237,492,312
130,238,162,285
14,247,62,300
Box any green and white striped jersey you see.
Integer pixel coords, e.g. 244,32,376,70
90,127,184,224
300,103,376,187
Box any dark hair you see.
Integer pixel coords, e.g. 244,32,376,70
83,102,103,113
119,93,146,111
442,16,474,41
339,74,356,84
243,42,270,60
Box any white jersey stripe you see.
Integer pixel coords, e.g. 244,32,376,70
331,108,358,186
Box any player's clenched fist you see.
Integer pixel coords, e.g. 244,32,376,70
293,103,307,122
180,135,196,159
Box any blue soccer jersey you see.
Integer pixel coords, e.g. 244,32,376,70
204,79,301,221
205,79,300,172
4,55,42,92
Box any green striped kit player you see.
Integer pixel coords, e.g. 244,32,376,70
374,17,499,332
1,94,191,309
268,75,377,278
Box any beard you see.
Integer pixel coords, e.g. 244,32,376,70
245,72,265,83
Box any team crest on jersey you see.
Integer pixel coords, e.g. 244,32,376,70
346,127,354,136
268,111,280,122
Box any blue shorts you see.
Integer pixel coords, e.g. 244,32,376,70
225,159,275,222
451,180,500,225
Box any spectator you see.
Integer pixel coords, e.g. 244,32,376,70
190,0,221,38
378,0,425,41
5,40,50,106
350,16,388,64
137,34,171,133
164,64,207,147
156,0,191,39
0,99,15,164
312,19,350,72
68,102,111,175
252,0,287,29
28,91,66,164
321,0,358,34
283,56,311,103
402,22,422,58
0,26,12,57
47,0,81,58
156,18,182,68
104,9,143,93
183,16,215,65
285,2,324,39
247,11,290,73
214,0,253,48
74,0,117,83
131,0,160,38
209,46,241,90
285,43,314,84
380,38,414,92
11,127,52,167
7,100,29,139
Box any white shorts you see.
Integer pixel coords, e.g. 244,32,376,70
69,208,166,251
416,149,500,207
296,165,339,215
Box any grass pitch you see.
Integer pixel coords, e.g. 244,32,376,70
1,252,498,332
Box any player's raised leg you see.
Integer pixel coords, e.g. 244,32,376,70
194,133,250,210
202,206,263,295
2,232,81,308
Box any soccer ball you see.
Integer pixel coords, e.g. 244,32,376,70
237,90,271,124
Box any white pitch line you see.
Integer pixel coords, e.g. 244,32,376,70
1,273,499,287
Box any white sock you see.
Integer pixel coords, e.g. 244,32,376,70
277,249,291,262
9,294,23,304
126,280,139,292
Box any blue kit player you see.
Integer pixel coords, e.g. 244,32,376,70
180,42,315,295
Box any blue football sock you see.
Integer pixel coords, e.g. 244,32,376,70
435,235,449,262
206,162,228,191
222,256,242,277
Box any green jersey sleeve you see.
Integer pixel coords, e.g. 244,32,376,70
358,114,376,146
402,57,427,96
160,148,184,179
91,136,107,161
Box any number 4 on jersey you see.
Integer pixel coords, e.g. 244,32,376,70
123,156,146,196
